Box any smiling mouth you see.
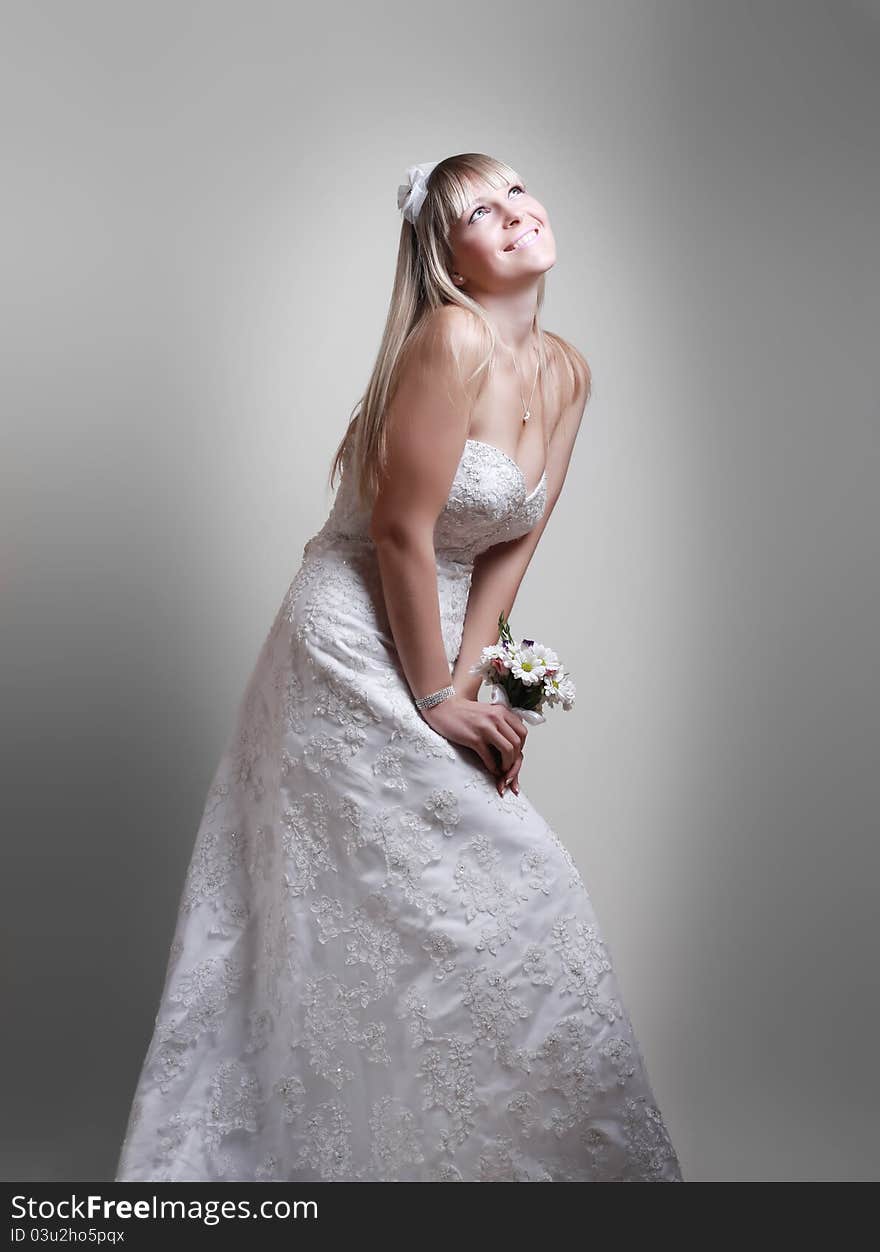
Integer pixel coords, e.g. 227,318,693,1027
504,227,540,252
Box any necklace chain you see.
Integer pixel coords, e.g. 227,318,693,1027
511,341,540,423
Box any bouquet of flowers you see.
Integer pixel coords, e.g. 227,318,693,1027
468,611,576,726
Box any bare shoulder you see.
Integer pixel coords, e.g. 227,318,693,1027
373,308,487,542
430,302,478,337
392,305,490,426
408,304,487,374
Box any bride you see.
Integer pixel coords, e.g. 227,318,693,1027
115,152,684,1182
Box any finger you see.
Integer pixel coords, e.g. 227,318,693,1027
487,727,518,773
503,719,527,756
500,710,528,747
486,713,518,753
503,752,524,794
501,771,520,795
499,751,522,792
473,742,500,775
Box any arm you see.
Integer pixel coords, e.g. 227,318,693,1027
369,306,474,702
368,307,528,781
451,373,589,700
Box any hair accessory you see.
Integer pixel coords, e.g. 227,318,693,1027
397,161,440,224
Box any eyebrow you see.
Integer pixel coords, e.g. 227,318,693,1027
462,179,517,217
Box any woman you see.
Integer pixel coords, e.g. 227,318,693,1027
115,153,684,1182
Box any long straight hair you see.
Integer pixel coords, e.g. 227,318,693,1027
329,153,591,512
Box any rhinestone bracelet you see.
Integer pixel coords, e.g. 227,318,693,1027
414,683,456,711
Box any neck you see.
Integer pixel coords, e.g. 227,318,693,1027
466,285,539,354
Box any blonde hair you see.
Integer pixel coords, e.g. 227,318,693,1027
329,152,591,512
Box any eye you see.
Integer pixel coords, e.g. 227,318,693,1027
469,184,526,224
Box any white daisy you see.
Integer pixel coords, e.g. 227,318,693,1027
511,645,548,686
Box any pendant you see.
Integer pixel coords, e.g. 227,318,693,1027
523,410,530,422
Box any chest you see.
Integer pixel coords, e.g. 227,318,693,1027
465,353,559,494
432,439,548,562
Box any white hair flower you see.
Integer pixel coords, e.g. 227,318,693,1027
397,160,439,224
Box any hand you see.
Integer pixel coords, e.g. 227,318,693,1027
420,693,528,791
501,744,524,797
484,718,526,796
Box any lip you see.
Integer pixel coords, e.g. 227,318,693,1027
504,225,541,252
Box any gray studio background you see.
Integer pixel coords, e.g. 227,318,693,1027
2,0,878,1182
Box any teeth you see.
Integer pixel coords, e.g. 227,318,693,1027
510,228,538,250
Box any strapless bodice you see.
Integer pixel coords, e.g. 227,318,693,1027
289,437,548,668
305,437,548,566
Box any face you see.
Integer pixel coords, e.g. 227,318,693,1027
448,175,556,294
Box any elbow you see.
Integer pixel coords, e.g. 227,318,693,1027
369,516,435,556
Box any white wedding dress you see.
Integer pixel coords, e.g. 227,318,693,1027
115,437,683,1182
